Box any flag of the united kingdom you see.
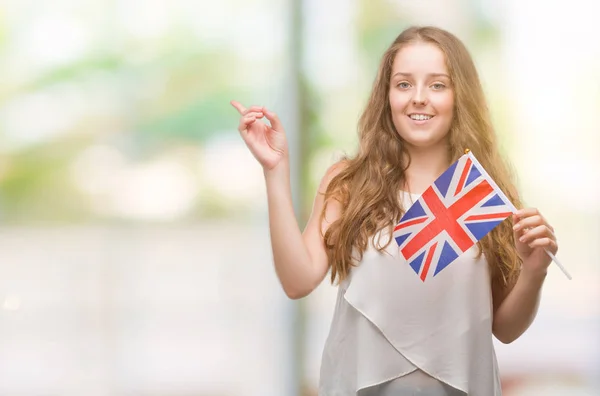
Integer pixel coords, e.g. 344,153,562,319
393,151,513,282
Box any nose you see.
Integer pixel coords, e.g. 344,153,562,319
412,87,428,106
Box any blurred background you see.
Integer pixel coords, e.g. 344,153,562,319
0,0,598,395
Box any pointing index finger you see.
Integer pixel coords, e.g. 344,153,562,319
230,100,247,115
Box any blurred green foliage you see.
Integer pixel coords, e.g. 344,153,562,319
0,0,503,225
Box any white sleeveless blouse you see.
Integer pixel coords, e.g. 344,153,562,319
318,192,502,395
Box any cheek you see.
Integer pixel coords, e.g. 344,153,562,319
435,93,454,116
388,92,409,113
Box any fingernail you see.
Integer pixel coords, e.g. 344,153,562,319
519,236,525,242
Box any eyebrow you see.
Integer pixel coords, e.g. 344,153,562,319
392,72,450,79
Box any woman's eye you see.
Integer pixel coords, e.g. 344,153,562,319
431,83,445,90
398,82,410,89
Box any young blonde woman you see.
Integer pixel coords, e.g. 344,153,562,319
231,26,558,396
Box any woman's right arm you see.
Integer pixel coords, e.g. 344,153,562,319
265,158,344,299
231,100,344,299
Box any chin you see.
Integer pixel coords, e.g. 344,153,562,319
397,126,450,147
401,134,445,149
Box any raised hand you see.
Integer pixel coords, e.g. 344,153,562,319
230,100,288,170
512,208,558,275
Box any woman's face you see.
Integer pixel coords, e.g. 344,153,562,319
388,42,455,150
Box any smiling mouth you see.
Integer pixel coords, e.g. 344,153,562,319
408,114,434,121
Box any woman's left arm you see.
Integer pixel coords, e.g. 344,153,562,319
491,208,558,344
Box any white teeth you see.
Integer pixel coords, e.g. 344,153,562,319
410,114,433,121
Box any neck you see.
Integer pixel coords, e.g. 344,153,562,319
403,143,451,195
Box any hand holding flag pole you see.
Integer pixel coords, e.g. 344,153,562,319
393,148,572,281
465,149,572,280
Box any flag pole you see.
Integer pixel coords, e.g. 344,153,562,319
465,149,572,280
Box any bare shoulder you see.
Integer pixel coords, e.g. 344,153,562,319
317,159,349,194
299,159,350,287
303,159,349,236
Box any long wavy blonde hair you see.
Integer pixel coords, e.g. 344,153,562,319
321,26,522,288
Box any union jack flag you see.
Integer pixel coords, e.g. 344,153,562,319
394,151,514,282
